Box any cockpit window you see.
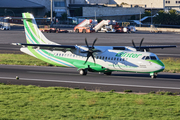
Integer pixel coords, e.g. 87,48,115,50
150,56,157,60
142,56,158,60
142,56,146,60
145,56,150,60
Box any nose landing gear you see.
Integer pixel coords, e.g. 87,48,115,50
150,73,157,79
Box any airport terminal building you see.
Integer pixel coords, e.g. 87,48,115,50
0,0,47,17
0,0,178,20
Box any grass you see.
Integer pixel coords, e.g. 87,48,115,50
161,58,180,73
0,54,180,73
0,54,49,66
0,83,180,119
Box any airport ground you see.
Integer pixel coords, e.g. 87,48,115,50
0,27,180,93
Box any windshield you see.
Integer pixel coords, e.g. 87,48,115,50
142,56,158,60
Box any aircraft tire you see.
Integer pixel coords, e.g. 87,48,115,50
151,75,157,79
79,69,87,75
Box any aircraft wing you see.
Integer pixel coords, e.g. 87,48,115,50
12,43,76,51
136,45,176,49
135,45,176,51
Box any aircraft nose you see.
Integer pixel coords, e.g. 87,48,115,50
155,60,165,71
160,66,165,71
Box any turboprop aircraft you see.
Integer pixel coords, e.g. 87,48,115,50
12,13,176,78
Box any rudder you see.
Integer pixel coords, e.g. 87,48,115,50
22,13,56,44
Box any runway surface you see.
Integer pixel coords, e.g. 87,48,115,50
0,65,180,93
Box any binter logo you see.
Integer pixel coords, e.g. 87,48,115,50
115,52,142,58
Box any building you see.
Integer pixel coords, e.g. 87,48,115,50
110,0,165,9
164,0,180,11
0,0,45,17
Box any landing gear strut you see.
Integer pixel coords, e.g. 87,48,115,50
79,69,87,75
150,73,157,79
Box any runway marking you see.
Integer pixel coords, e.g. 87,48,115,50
27,71,180,81
0,76,180,90
27,71,152,80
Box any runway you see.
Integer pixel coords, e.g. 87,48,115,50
0,65,180,93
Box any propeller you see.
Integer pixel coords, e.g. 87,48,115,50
132,38,144,51
81,38,101,64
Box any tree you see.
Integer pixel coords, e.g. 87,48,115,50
153,10,180,25
142,10,151,18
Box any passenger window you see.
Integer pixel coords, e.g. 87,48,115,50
99,56,102,59
111,57,113,60
97,56,99,59
150,56,157,60
108,57,110,60
102,57,104,60
105,57,107,60
114,58,116,60
117,58,119,61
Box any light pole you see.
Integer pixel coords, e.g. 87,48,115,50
151,3,153,26
139,11,141,27
50,0,53,27
95,10,96,20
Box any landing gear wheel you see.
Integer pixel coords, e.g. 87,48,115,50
151,73,157,79
150,73,157,79
104,72,112,75
151,75,155,79
79,69,87,75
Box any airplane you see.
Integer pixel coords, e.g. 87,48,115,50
12,13,176,78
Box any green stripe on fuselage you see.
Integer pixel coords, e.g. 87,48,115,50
146,60,165,67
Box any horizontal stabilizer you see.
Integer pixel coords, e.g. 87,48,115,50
12,43,76,50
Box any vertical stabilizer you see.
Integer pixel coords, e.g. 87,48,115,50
22,13,57,44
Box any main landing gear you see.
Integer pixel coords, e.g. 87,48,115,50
79,69,112,76
104,72,112,75
79,69,87,75
150,73,157,79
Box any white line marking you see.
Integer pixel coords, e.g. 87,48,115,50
27,71,180,81
0,76,180,90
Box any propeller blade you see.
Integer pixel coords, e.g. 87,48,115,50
91,54,96,64
132,40,136,48
85,38,89,48
84,53,91,64
92,38,98,48
139,38,144,50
